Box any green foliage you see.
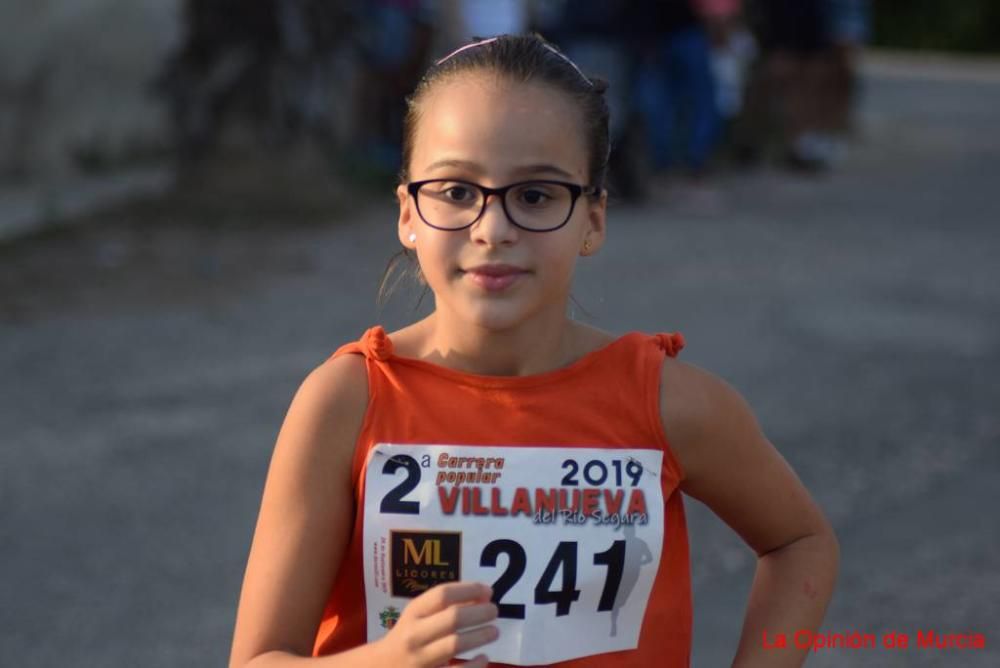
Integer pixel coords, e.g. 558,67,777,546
872,0,1000,53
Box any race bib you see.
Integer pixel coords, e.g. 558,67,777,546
362,444,664,665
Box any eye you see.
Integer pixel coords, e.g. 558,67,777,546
513,183,558,207
521,189,550,205
421,180,480,204
442,184,476,203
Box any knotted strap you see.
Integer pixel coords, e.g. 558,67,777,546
330,326,394,361
361,326,394,361
654,332,686,358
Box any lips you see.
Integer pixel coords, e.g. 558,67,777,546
463,264,528,277
462,264,529,291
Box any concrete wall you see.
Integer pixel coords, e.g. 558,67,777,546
0,0,181,181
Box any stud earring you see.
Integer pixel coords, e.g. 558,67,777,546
408,233,417,243
582,239,592,254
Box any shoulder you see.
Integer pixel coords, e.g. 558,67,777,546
306,351,369,402
297,352,369,429
658,356,764,486
659,356,741,423
280,349,372,504
229,353,369,666
257,353,370,550
656,355,837,559
276,352,370,479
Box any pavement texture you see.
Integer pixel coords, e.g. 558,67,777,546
2,56,999,666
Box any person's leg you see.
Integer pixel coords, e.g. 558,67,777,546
825,43,859,134
669,25,720,175
825,0,870,134
633,44,675,171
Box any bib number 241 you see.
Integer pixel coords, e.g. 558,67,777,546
481,538,625,619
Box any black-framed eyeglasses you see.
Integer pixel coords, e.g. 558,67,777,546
406,178,602,232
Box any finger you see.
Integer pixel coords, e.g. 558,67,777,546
463,654,490,668
420,624,499,666
405,581,493,619
410,601,499,647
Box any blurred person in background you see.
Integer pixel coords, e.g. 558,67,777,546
746,0,869,171
747,0,831,171
825,0,870,137
632,0,722,207
354,0,436,174
532,1,647,200
696,0,757,134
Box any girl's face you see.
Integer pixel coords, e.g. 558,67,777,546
396,73,607,332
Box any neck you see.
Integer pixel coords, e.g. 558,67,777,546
421,306,580,377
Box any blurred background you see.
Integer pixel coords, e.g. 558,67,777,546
1,1,998,666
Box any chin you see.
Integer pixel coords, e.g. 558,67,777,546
455,299,539,333
466,308,529,332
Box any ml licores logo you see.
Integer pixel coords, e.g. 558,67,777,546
390,530,461,598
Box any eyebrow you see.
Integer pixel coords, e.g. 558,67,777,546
423,159,576,179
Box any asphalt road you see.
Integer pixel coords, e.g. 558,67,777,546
2,55,999,666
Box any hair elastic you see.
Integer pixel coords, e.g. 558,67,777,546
433,35,593,88
540,43,592,87
434,36,500,66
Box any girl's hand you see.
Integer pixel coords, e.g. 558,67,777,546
376,581,499,668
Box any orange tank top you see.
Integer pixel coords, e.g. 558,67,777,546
312,325,691,667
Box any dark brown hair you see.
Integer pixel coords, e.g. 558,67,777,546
377,33,611,309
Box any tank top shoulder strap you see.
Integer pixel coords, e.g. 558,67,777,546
330,325,395,362
639,329,686,483
328,326,394,492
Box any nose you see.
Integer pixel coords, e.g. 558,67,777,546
470,192,517,245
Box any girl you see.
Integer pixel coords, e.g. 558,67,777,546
229,34,838,668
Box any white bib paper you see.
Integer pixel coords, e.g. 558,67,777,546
362,443,664,665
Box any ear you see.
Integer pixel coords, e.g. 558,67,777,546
581,189,608,255
396,183,417,249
